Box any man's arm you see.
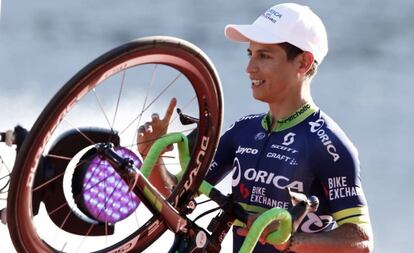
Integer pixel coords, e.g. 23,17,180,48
147,160,177,197
236,201,373,253
137,98,178,197
292,117,374,252
290,223,373,253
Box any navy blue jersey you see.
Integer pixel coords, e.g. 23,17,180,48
205,103,370,253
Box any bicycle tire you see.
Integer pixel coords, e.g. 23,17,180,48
7,36,223,253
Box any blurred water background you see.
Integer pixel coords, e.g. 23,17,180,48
1,0,413,252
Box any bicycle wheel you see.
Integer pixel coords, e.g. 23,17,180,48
7,36,223,253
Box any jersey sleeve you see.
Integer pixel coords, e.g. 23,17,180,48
204,123,237,186
311,119,370,226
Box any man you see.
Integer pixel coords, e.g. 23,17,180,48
138,3,373,252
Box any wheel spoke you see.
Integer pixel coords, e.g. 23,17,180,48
130,64,158,148
121,64,158,140
32,172,64,192
62,118,96,145
111,70,127,132
92,88,112,130
119,72,182,136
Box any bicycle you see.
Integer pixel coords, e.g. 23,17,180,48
4,36,319,252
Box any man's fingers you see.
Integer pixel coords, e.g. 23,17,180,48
236,228,248,238
162,97,177,124
137,126,146,138
151,113,160,124
144,122,153,133
138,125,145,134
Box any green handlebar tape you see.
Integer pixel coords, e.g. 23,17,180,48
140,132,190,178
239,208,292,253
139,132,214,196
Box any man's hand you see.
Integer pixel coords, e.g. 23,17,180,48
137,98,177,157
136,98,178,197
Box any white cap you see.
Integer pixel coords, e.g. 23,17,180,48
225,3,328,64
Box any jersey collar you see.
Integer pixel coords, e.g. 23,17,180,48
261,103,318,132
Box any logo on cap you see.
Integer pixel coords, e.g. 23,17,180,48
262,9,283,23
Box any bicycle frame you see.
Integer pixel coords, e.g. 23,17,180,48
100,132,235,252
2,126,318,253
104,132,318,253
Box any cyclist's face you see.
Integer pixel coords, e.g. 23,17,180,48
246,42,298,104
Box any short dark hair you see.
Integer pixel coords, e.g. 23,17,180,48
278,42,318,78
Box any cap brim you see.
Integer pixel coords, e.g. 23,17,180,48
224,24,285,44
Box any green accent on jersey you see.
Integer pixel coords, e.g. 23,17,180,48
261,102,318,132
240,202,269,213
333,206,371,226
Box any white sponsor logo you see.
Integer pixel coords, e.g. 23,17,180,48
232,160,303,191
282,132,296,146
266,152,290,162
309,119,340,162
244,168,303,192
254,132,266,141
231,158,242,187
327,176,362,200
236,145,259,155
301,213,334,233
266,152,298,165
250,186,290,209
270,144,298,154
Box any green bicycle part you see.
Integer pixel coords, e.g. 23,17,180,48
239,207,292,253
140,132,214,196
140,132,190,178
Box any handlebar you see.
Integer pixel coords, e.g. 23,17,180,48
239,208,292,252
0,126,29,150
140,132,318,253
0,132,5,142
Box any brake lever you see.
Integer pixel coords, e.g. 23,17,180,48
177,108,199,125
286,188,319,233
